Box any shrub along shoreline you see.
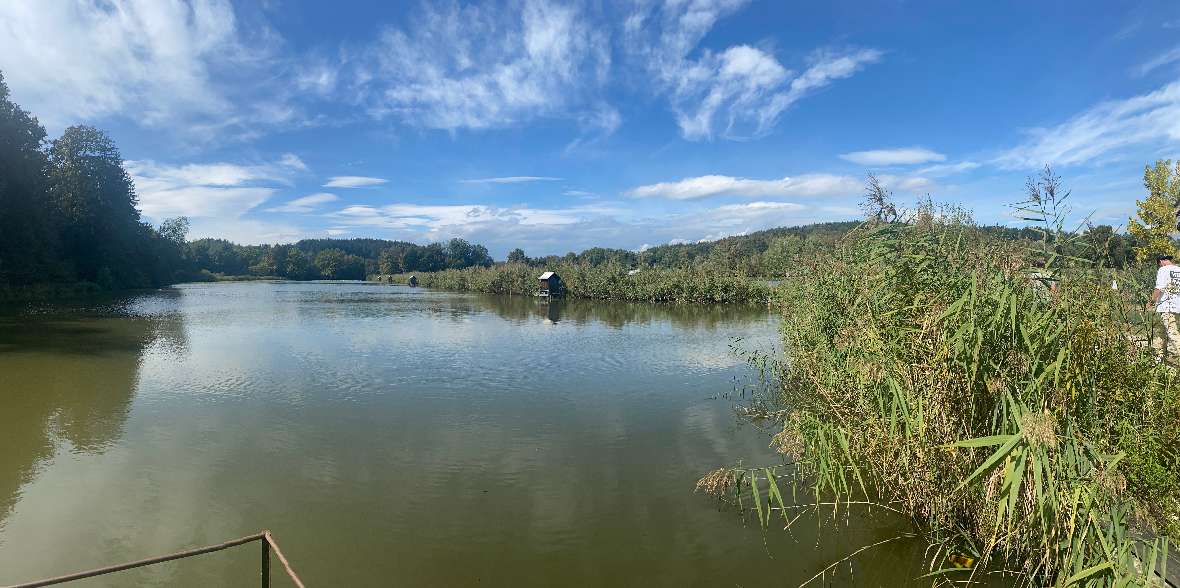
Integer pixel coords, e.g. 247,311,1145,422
375,262,771,304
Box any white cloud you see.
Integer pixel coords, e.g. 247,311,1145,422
460,176,562,184
330,203,614,232
627,174,861,200
995,80,1180,169
0,0,295,138
353,0,611,132
624,1,881,140
840,147,946,166
128,155,317,244
875,174,934,193
187,217,306,245
914,161,981,176
1136,46,1180,77
279,153,309,171
323,176,389,188
126,157,303,220
265,193,339,213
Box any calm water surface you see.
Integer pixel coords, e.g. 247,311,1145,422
1,282,928,587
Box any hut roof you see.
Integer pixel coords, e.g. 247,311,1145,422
539,271,556,279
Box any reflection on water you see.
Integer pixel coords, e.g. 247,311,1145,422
0,282,930,587
0,294,186,528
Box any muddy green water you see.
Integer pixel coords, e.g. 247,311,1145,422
1,281,929,587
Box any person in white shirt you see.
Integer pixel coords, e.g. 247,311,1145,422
1148,254,1180,358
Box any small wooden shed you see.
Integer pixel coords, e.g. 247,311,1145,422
538,271,562,296
407,275,418,287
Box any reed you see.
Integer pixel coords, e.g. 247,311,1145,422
707,205,1180,586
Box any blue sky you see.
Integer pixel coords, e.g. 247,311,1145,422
2,0,1179,258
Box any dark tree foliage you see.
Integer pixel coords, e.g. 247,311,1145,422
0,72,190,291
0,72,55,285
49,125,146,286
313,248,366,280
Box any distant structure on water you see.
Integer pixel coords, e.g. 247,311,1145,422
538,271,562,297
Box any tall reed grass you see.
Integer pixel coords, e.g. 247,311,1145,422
708,208,1179,586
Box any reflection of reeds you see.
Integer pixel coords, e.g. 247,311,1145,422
719,211,1179,586
402,263,770,304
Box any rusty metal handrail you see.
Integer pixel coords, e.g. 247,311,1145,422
1,530,305,588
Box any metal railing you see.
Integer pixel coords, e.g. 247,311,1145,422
1,530,305,588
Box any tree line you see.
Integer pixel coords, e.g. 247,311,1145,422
189,237,494,281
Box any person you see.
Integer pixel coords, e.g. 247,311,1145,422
1148,254,1180,358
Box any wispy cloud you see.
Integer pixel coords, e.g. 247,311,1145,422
265,192,339,213
126,159,295,220
627,174,861,200
995,80,1180,169
460,176,562,184
279,153,309,171
323,176,389,188
624,1,882,140
840,147,945,166
1136,46,1180,77
329,203,617,234
353,0,610,132
0,0,301,140
914,161,981,176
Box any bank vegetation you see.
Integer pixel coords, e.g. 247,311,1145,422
399,262,771,304
704,169,1180,587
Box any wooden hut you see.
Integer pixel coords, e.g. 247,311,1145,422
538,271,562,297
407,275,418,287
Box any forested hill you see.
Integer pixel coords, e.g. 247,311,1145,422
186,216,1140,283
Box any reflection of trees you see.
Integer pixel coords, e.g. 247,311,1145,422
0,296,183,526
467,294,770,330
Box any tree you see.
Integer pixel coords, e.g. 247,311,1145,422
314,248,365,280
0,71,54,285
378,248,403,274
151,217,190,282
443,238,493,269
48,125,145,287
507,248,528,264
1127,159,1180,262
284,249,315,280
417,243,447,272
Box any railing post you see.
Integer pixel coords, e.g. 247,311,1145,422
261,537,270,588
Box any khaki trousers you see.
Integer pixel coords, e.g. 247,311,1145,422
1157,312,1180,357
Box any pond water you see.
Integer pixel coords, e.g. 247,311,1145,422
0,281,931,587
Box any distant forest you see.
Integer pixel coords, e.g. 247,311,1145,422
0,69,1145,293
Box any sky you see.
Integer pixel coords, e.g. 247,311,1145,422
2,0,1180,258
